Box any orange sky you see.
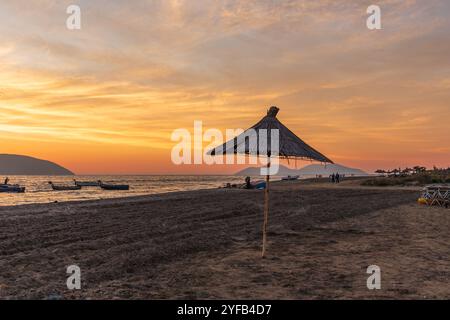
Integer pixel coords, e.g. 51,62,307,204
0,0,449,174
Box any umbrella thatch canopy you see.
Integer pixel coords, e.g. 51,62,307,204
208,106,333,257
208,106,333,162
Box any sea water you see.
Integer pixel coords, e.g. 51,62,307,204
0,175,254,207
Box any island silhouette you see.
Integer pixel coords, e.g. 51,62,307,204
235,163,368,176
0,154,73,175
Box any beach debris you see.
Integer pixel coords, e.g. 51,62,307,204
231,236,246,242
46,293,64,300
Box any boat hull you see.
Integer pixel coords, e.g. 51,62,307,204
74,181,99,187
100,185,129,191
0,186,26,193
50,184,82,191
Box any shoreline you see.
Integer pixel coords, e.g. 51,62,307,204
0,176,411,210
0,187,226,211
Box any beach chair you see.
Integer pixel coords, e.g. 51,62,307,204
421,185,450,207
440,187,450,208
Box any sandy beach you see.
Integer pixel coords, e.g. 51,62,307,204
0,180,448,299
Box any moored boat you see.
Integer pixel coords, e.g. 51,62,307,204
0,184,26,193
98,180,129,190
281,175,300,181
74,179,99,187
48,182,82,191
0,178,26,193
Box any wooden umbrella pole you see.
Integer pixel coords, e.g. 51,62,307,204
262,159,270,258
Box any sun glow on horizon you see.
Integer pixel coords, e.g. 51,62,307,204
0,0,449,174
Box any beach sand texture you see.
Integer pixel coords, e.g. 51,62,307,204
0,181,448,299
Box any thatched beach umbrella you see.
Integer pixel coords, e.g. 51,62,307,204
208,106,333,257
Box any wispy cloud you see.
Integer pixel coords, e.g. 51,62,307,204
0,0,449,173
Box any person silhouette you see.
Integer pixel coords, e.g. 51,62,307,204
245,176,252,189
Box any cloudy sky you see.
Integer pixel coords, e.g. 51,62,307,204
0,0,449,174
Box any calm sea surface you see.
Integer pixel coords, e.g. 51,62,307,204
0,175,256,207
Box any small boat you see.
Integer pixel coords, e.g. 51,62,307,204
0,178,26,193
253,181,266,190
281,175,300,181
74,179,99,187
0,184,25,193
48,182,82,191
98,180,129,190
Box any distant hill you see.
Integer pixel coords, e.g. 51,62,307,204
0,154,74,176
235,163,368,176
235,165,297,176
298,164,368,176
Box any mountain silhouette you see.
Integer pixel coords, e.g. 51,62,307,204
297,163,368,176
0,154,74,175
235,163,368,176
235,165,298,176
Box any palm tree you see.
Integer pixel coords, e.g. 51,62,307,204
391,168,400,177
413,166,426,174
402,167,413,176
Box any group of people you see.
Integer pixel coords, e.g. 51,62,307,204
224,177,252,189
330,173,342,184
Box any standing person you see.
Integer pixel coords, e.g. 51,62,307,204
245,176,252,189
336,173,340,184
3,177,9,185
330,173,335,184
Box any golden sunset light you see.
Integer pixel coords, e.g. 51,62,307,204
0,0,449,174
1,1,450,303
